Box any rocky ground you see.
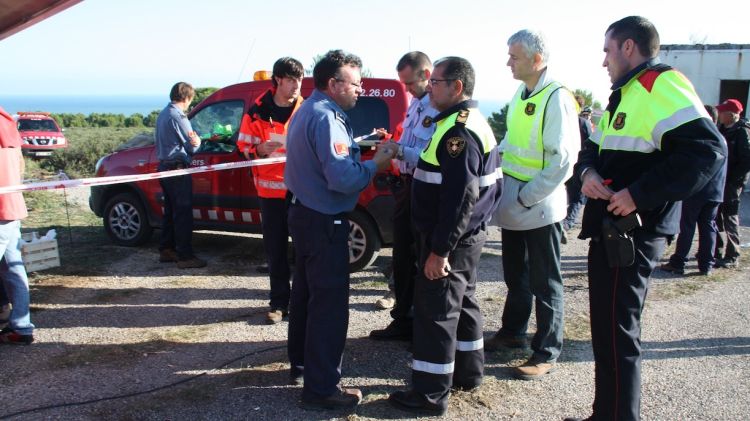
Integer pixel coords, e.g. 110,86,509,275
0,191,748,421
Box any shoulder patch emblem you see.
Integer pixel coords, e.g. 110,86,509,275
446,137,466,158
333,142,349,156
524,103,536,116
456,109,470,124
422,116,433,127
613,112,626,130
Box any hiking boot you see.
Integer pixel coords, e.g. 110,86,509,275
369,320,412,341
300,387,362,410
716,257,738,268
159,248,179,263
0,327,34,345
176,256,207,269
388,389,447,416
375,290,395,309
659,262,685,275
513,359,555,380
266,308,287,324
484,332,527,351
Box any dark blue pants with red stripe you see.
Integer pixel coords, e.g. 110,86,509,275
587,230,666,421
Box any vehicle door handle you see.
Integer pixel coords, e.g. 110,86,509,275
137,159,146,166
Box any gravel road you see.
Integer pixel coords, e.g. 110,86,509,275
1,190,748,421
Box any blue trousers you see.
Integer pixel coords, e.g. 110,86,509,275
287,203,350,399
259,197,291,311
0,220,34,335
158,168,194,259
500,223,564,363
668,197,720,272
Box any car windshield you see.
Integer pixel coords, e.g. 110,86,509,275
190,100,244,153
17,119,59,132
345,97,390,138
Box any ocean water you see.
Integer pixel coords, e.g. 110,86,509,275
2,95,166,116
2,94,507,118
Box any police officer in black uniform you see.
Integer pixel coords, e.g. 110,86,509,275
565,16,726,421
388,56,502,416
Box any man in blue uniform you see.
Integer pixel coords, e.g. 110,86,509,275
388,56,502,416
565,16,726,421
370,51,438,341
155,82,206,269
284,50,396,410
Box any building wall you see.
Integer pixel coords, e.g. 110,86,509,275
659,45,749,106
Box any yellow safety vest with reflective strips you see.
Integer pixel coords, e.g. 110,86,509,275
501,81,563,181
590,68,707,153
414,107,498,187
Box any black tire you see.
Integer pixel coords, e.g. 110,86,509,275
347,209,381,272
103,192,153,246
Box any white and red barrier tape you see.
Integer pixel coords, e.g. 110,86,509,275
0,157,286,195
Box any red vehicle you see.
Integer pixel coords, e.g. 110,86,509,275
90,77,408,271
15,112,68,157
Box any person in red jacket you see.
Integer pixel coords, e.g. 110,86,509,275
0,106,35,345
237,57,304,324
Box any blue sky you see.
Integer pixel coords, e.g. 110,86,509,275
1,0,748,107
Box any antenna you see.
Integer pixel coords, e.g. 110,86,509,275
237,38,257,83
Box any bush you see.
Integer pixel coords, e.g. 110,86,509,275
39,127,152,178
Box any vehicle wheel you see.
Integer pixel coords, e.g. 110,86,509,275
103,192,153,246
348,209,381,272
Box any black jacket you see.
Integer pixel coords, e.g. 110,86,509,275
720,119,750,188
576,63,726,238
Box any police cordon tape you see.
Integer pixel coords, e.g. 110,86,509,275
0,157,287,195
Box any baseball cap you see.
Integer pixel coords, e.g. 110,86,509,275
716,99,743,114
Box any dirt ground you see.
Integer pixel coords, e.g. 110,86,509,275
1,190,749,420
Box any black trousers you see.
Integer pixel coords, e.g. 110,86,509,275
411,230,486,410
390,176,417,323
587,230,666,421
287,203,350,399
259,197,291,311
158,163,193,259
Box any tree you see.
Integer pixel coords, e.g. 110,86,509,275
487,104,509,142
193,87,218,106
143,110,161,127
572,88,603,111
306,53,374,77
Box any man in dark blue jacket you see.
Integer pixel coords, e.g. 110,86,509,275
660,104,727,275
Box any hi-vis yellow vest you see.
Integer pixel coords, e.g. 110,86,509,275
414,107,497,186
591,67,707,153
502,81,563,181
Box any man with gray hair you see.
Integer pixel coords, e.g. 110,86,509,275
486,29,579,380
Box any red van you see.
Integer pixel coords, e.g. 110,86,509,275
90,77,408,271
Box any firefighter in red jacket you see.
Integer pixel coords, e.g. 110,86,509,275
237,57,304,324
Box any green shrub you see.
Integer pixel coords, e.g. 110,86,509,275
39,127,152,178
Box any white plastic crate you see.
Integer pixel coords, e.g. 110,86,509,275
20,232,61,272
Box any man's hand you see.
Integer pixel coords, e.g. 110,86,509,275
581,169,614,200
256,141,283,157
607,188,636,216
424,252,451,280
372,143,397,171
375,128,391,140
188,131,201,148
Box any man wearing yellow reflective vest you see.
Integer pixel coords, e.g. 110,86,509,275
487,29,580,381
387,56,501,416
564,16,726,421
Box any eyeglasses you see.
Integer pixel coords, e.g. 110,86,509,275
429,78,456,85
334,78,363,89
